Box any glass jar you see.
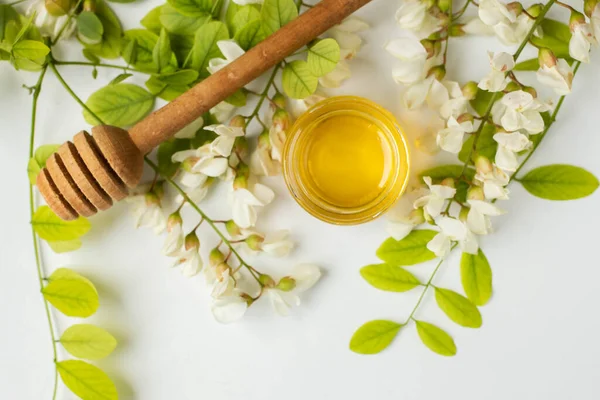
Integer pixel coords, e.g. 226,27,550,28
282,96,410,225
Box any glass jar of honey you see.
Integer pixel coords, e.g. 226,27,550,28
282,96,410,225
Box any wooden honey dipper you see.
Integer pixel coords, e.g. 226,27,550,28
37,0,373,220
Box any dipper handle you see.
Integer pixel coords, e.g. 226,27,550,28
129,0,373,154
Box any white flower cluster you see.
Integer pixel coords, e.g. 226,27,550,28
386,0,598,259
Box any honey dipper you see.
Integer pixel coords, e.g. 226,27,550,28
37,0,373,220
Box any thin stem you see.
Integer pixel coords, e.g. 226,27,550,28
555,0,577,12
53,60,145,74
453,0,472,19
514,0,557,59
443,0,453,65
28,65,60,400
245,64,281,123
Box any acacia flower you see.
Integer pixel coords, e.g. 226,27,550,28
440,81,471,120
493,131,531,172
386,38,428,85
328,17,369,59
592,4,600,40
208,40,245,74
319,61,352,88
466,198,505,235
427,216,479,257
173,231,203,277
230,164,275,228
493,90,549,134
478,0,516,26
204,124,245,157
126,184,167,234
172,145,227,187
386,208,425,241
474,156,510,200
395,0,441,38
413,176,456,219
437,115,474,154
245,230,295,257
210,101,235,123
478,52,514,92
174,116,204,139
288,93,327,119
403,75,450,111
27,0,76,41
493,14,535,46
265,264,322,316
536,49,574,96
162,212,184,257
211,289,249,324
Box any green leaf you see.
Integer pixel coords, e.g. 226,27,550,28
168,0,212,17
226,2,241,31
57,360,118,400
141,5,163,33
82,48,100,64
349,320,402,355
540,18,572,43
461,250,492,306
415,320,456,357
109,73,133,85
191,21,229,76
160,4,207,36
27,144,60,185
47,239,83,253
307,38,340,77
157,138,191,177
261,0,298,36
419,164,475,181
153,28,172,72
83,0,122,59
376,230,437,266
77,11,104,45
146,75,188,101
234,19,266,50
0,5,19,42
529,20,572,60
60,324,117,360
360,264,421,292
31,206,91,241
170,33,195,64
531,35,570,59
84,83,155,127
122,29,169,72
224,88,247,107
282,60,318,99
157,69,198,84
434,287,482,328
470,88,498,117
43,269,99,317
12,40,50,60
519,164,599,200
514,58,539,71
231,5,261,34
458,123,497,163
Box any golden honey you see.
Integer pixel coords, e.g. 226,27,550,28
283,96,410,225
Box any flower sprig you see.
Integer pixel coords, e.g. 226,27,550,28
352,0,599,357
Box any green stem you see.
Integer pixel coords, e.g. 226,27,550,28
453,0,472,19
53,60,146,74
245,64,281,123
513,0,557,59
28,65,60,400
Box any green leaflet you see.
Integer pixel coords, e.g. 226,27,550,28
458,123,497,163
122,29,176,72
27,144,60,185
531,19,572,59
282,60,318,99
141,5,163,33
261,0,298,35
77,11,104,45
307,38,340,77
43,268,99,317
157,69,198,84
349,320,402,355
83,0,122,59
231,5,261,35
360,264,421,292
157,138,192,177
153,28,173,72
170,33,195,65
31,206,91,242
434,287,482,328
376,230,437,266
160,4,207,36
0,5,19,42
57,360,118,400
84,83,155,127
414,320,456,357
109,73,133,85
60,324,118,360
514,58,539,72
191,21,229,76
234,20,266,50
83,48,101,64
519,164,599,201
461,250,493,306
419,164,475,181
168,0,212,17
12,40,50,60
146,75,188,101
47,239,83,253
224,89,247,107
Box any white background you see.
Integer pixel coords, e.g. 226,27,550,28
1,0,600,399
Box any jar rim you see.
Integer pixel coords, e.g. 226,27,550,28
282,96,410,225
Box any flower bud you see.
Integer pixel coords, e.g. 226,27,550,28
276,277,296,292
449,24,466,37
506,2,523,16
234,136,248,159
233,162,250,189
538,48,557,68
441,177,455,189
245,234,264,251
475,155,493,175
229,115,246,129
458,207,469,222
420,39,436,59
225,220,241,237
271,93,286,109
504,81,521,92
83,0,95,12
427,30,443,41
408,208,426,225
258,274,276,288
272,109,291,132
144,192,160,207
467,186,485,201
427,65,446,80
462,81,479,100
584,0,598,17
167,211,182,232
523,85,538,98
240,293,255,306
215,262,230,280
437,0,451,13
257,129,271,149
45,0,72,16
209,248,225,266
437,13,451,28
184,231,200,251
457,113,474,124
152,181,165,200
526,3,543,17
570,10,586,31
